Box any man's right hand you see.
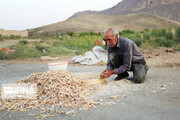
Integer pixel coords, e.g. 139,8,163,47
100,69,114,79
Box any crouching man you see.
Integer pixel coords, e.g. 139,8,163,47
100,27,149,83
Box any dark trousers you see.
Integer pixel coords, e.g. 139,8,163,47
109,52,148,83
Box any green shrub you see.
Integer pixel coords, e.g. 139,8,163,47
165,31,173,40
154,36,173,47
0,45,42,59
36,45,49,52
0,34,22,40
0,51,7,59
142,32,151,41
47,46,71,57
151,28,167,37
119,29,135,36
19,40,28,45
0,34,2,41
9,35,21,39
141,41,155,49
175,27,180,42
143,29,149,33
66,31,77,37
79,32,89,36
128,33,144,47
54,35,64,40
79,31,101,36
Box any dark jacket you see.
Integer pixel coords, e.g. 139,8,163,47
107,37,144,74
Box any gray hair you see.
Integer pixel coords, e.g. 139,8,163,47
104,27,119,38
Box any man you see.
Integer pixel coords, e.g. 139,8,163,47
100,27,148,83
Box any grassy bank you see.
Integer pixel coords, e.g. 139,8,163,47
0,34,23,41
0,32,102,60
0,27,180,60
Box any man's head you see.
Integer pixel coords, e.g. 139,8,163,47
103,27,119,47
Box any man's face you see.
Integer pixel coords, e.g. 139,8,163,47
103,31,117,47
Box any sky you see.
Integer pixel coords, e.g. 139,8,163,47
0,0,122,31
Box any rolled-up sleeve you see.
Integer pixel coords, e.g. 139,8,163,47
114,42,132,74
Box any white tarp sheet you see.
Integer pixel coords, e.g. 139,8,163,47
70,46,107,65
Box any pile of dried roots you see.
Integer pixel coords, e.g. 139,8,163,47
0,70,94,112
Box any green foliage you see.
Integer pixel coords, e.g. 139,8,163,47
119,30,135,36
62,35,100,51
19,40,28,45
79,31,101,36
0,34,2,41
154,36,172,47
47,47,71,57
53,41,61,47
1,28,180,60
151,28,167,37
0,45,42,60
141,29,149,33
131,33,145,47
119,28,178,49
0,51,7,59
66,31,77,37
9,35,21,39
164,31,173,40
142,32,151,40
55,35,64,40
175,27,180,42
0,34,22,40
35,45,49,52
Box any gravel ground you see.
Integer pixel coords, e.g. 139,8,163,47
0,63,180,120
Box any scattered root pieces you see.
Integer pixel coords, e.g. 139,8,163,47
66,110,77,115
159,84,168,91
29,113,58,119
0,70,95,112
109,95,125,99
58,110,65,114
101,102,116,106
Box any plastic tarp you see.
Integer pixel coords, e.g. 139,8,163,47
70,46,107,65
93,46,107,63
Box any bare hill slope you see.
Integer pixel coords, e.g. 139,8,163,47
29,13,180,37
70,0,180,22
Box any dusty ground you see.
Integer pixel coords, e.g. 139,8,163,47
0,64,180,120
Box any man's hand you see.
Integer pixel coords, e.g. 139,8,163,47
100,69,114,79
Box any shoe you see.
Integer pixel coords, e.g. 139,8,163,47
126,77,133,81
115,75,125,81
115,72,129,81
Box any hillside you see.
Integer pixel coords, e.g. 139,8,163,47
29,13,180,37
70,0,180,22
